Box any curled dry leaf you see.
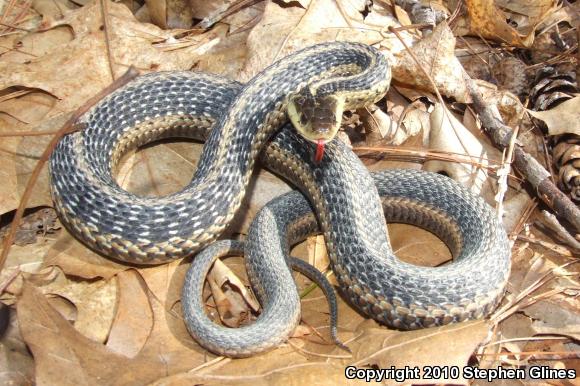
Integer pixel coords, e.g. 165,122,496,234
5,264,117,342
207,258,259,327
464,0,539,47
528,96,580,136
350,319,491,384
386,88,429,145
392,22,471,103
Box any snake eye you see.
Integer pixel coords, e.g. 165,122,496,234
294,96,306,105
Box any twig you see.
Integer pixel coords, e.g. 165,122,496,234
198,0,263,30
483,336,569,348
287,340,351,359
188,357,229,374
535,210,580,251
495,111,521,218
517,235,575,257
0,129,61,137
509,198,537,238
0,21,32,32
354,145,503,171
0,67,139,275
491,260,579,324
99,0,116,81
466,79,580,234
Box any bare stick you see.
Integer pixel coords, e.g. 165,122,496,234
467,80,580,233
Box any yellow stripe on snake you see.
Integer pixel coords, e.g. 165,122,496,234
49,42,511,357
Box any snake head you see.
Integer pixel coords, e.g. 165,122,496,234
287,87,345,145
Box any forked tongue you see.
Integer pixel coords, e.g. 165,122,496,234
315,139,325,163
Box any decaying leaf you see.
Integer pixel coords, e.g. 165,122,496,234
528,96,580,136
464,0,538,47
18,282,142,386
392,22,471,102
0,207,59,246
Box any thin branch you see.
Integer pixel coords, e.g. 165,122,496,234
100,0,116,81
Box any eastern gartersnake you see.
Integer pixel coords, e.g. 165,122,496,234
49,42,511,358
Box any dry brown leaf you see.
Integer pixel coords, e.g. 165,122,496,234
465,0,530,46
0,305,35,385
306,234,330,273
239,0,397,81
32,0,78,25
4,263,117,342
46,277,117,343
383,88,425,146
0,266,60,305
388,223,451,266
424,103,501,204
17,270,207,385
1,2,219,114
106,270,153,357
150,362,365,386
524,299,580,340
351,319,491,384
43,232,128,280
495,0,560,34
207,259,259,327
499,313,536,356
528,96,580,136
393,22,471,103
18,282,144,386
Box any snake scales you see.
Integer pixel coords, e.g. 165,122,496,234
49,42,511,358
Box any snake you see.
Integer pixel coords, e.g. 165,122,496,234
49,42,511,358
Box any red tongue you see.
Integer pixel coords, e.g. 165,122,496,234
315,139,325,163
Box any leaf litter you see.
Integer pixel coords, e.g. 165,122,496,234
0,0,579,385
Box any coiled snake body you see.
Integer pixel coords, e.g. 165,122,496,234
50,42,511,358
